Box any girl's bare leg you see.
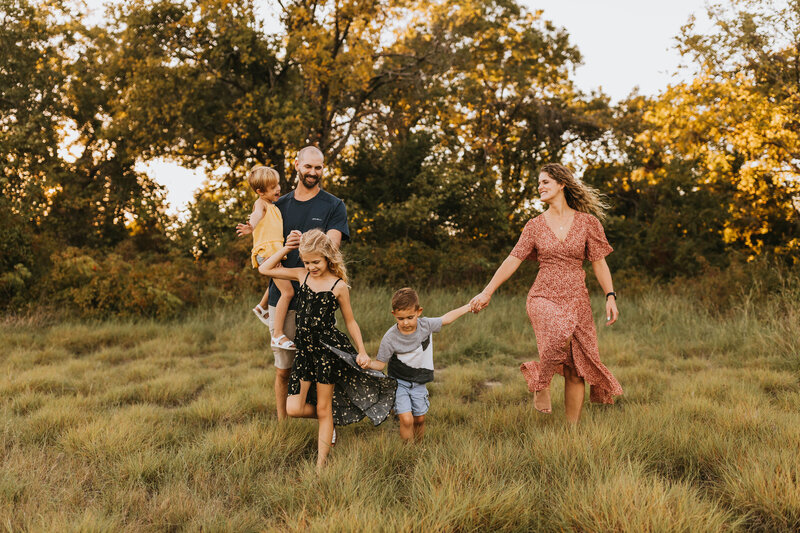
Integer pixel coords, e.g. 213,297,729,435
315,383,335,470
271,278,294,340
286,380,317,418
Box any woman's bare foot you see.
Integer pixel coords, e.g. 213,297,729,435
534,387,552,414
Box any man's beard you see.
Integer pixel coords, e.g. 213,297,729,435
299,172,320,189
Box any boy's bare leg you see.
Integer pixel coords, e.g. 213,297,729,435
413,415,426,441
397,412,415,442
315,383,335,470
272,278,294,340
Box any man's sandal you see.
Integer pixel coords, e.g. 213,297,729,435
252,304,270,326
271,335,296,350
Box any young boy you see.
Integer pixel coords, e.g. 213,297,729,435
235,166,295,350
357,288,472,441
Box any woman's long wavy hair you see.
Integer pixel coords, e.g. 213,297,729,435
298,229,348,284
539,163,609,221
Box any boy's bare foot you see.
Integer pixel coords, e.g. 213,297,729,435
534,387,552,414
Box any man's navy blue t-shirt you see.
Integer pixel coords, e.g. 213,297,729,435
267,188,349,309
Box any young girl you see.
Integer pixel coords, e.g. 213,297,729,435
235,166,295,350
259,229,396,469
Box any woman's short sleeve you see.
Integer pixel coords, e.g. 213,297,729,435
510,219,537,262
585,215,613,261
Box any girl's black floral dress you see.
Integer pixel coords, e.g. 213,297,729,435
288,274,397,426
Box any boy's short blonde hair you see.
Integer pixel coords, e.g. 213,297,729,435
392,288,420,311
247,166,279,193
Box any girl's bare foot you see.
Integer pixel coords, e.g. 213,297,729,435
534,387,552,414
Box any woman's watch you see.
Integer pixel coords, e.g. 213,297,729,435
605,291,617,300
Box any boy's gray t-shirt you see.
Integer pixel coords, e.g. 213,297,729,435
377,316,443,384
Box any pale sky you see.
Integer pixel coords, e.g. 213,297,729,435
86,0,712,215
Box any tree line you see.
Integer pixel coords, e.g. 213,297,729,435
2,0,799,316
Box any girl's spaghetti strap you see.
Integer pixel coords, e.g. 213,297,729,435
302,272,310,286
330,278,342,290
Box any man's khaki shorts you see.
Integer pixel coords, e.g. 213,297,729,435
268,306,296,370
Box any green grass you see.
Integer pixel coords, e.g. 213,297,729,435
1,286,798,531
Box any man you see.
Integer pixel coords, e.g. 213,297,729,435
268,145,349,420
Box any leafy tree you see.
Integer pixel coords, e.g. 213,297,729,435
0,0,70,224
101,0,433,191
1,0,170,251
334,0,611,285
596,0,800,277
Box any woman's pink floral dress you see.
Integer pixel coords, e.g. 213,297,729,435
511,212,623,406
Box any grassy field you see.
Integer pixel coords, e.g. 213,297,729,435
1,285,799,531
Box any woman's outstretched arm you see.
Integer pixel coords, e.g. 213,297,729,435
469,255,523,312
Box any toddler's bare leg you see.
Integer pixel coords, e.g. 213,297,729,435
258,287,269,309
272,278,294,339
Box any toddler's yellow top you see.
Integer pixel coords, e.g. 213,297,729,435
251,202,285,268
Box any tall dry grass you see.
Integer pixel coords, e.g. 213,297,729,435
0,283,798,531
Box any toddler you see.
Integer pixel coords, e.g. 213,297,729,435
236,166,295,350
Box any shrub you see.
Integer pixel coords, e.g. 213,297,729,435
0,206,41,307
46,248,188,319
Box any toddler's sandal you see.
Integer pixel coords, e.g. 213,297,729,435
252,304,270,326
271,335,296,350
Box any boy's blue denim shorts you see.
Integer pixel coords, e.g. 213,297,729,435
255,255,266,265
394,379,430,416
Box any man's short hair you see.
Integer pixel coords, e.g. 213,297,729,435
296,145,324,163
392,288,420,311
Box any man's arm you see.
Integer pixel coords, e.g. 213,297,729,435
325,198,349,246
326,229,342,248
441,303,472,326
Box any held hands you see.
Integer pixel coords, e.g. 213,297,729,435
356,353,371,369
605,296,619,326
235,222,253,236
284,229,302,249
469,292,491,313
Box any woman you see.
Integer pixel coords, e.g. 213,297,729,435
470,164,622,423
